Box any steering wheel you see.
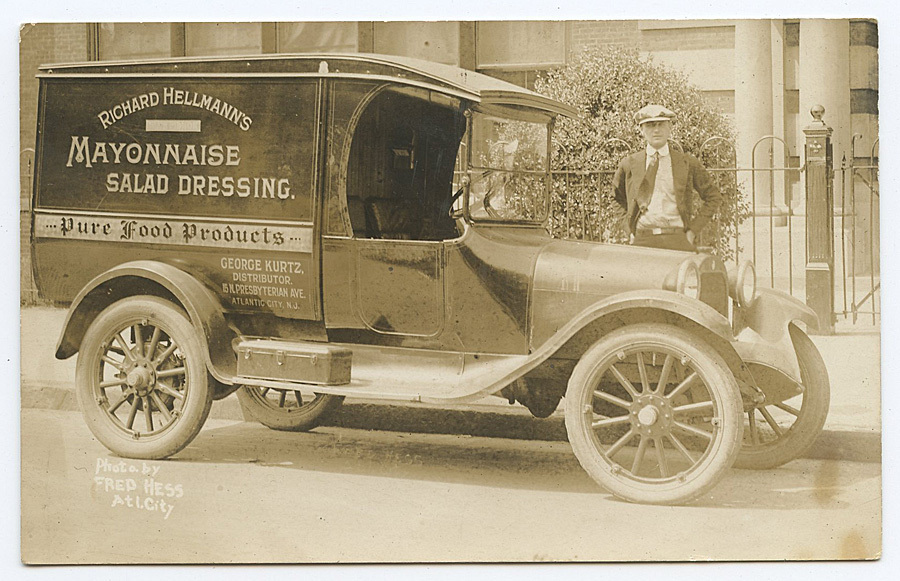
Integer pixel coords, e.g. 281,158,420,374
445,186,465,218
482,188,502,219
482,177,507,219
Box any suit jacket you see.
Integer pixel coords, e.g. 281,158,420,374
613,146,722,235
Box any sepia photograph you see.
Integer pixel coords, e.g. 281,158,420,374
14,4,888,569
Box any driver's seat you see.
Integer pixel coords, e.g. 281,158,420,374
365,198,424,240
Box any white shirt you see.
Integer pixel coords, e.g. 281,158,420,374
637,143,684,230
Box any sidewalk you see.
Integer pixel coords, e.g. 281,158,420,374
20,306,881,463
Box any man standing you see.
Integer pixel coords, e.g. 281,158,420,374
613,104,721,252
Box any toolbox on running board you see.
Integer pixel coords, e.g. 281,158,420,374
235,339,352,385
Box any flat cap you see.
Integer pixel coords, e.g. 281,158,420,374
634,104,676,125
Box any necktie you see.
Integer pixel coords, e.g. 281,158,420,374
638,151,660,208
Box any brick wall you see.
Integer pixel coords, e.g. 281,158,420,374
20,23,89,304
568,20,735,53
638,25,734,52
568,21,639,54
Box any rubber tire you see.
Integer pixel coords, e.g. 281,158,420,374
734,324,831,469
565,323,744,505
75,296,213,460
237,387,344,432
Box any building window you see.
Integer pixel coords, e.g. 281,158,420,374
185,23,264,56
374,22,460,66
277,22,358,53
475,21,566,69
98,23,173,60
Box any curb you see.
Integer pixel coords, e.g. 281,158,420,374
22,383,881,464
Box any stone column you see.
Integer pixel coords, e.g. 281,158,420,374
798,19,851,203
735,19,778,214
458,22,476,70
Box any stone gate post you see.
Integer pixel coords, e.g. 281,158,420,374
803,105,835,334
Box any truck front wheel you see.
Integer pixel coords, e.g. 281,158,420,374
75,296,213,459
735,323,831,469
565,323,743,505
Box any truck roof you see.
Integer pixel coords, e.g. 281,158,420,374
38,52,579,118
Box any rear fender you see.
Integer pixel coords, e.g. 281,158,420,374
55,260,237,384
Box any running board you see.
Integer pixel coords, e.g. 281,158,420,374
235,343,530,404
234,376,437,403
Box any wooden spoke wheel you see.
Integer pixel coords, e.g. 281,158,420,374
735,324,830,469
565,324,743,505
237,386,343,432
75,297,212,459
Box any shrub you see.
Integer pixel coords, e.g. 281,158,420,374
534,46,749,259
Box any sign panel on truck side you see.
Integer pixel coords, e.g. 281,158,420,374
33,79,322,319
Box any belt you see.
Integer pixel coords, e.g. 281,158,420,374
636,227,684,236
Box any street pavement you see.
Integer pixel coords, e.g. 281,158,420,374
21,408,881,563
20,306,881,463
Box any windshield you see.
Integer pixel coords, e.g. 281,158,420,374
455,109,550,223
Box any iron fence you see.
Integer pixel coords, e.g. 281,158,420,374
837,136,880,324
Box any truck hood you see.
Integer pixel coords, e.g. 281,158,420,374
529,238,718,350
533,238,696,297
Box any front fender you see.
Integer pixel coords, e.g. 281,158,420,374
731,288,819,385
449,289,816,403
740,287,819,340
435,290,738,402
531,289,734,354
55,260,237,384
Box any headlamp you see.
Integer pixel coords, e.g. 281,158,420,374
728,260,757,306
676,261,701,300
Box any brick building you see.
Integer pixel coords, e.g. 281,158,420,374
19,20,878,303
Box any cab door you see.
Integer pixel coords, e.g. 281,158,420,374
322,236,445,339
320,80,449,341
353,240,444,336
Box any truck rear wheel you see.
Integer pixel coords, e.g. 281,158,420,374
565,323,743,505
237,387,344,432
75,296,213,459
